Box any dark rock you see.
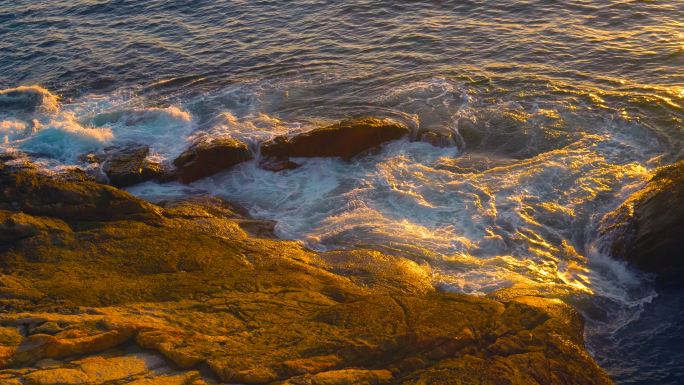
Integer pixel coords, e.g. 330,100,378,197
0,168,161,222
456,118,486,150
259,156,301,172
416,129,457,148
173,138,252,184
261,117,409,161
598,160,684,287
100,147,164,188
455,116,581,160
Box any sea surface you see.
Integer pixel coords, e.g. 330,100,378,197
1,1,683,383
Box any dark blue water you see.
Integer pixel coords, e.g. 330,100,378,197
1,1,683,383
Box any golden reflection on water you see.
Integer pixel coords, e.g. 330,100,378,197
403,134,653,297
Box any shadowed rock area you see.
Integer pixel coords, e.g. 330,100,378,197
173,138,253,184
100,147,165,188
598,160,684,287
0,162,613,384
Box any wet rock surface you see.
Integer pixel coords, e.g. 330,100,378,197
0,161,613,384
598,160,684,287
0,168,161,222
173,138,253,184
259,156,301,173
99,147,165,188
261,117,409,161
416,128,457,148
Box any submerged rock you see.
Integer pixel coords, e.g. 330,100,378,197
456,116,581,160
100,147,165,188
598,160,684,287
416,127,458,148
173,138,252,184
259,156,301,172
0,167,614,385
261,117,409,161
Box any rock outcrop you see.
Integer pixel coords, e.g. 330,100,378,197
259,156,301,173
261,117,409,162
0,168,161,222
416,128,457,148
173,138,252,184
0,162,613,384
99,147,165,188
598,160,684,287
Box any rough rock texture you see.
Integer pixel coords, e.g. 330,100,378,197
100,147,165,188
173,138,253,184
0,163,613,384
261,118,409,161
0,169,161,222
0,211,71,246
416,128,457,148
57,168,98,183
260,156,301,173
598,160,684,287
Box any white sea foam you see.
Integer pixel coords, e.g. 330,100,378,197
0,120,30,143
0,87,198,165
18,120,114,160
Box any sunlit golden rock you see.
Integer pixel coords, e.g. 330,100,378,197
0,164,613,384
0,211,71,246
280,368,393,385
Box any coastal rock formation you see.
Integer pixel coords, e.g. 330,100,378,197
259,156,301,173
0,162,613,384
173,137,252,184
261,117,409,161
598,160,684,287
0,168,161,222
416,127,457,148
100,147,165,188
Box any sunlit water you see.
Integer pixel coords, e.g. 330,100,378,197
1,1,683,383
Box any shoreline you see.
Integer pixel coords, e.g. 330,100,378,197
0,157,614,384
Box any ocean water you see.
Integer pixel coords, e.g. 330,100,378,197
1,1,683,383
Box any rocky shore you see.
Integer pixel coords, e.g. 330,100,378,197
598,160,684,288
0,144,615,384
